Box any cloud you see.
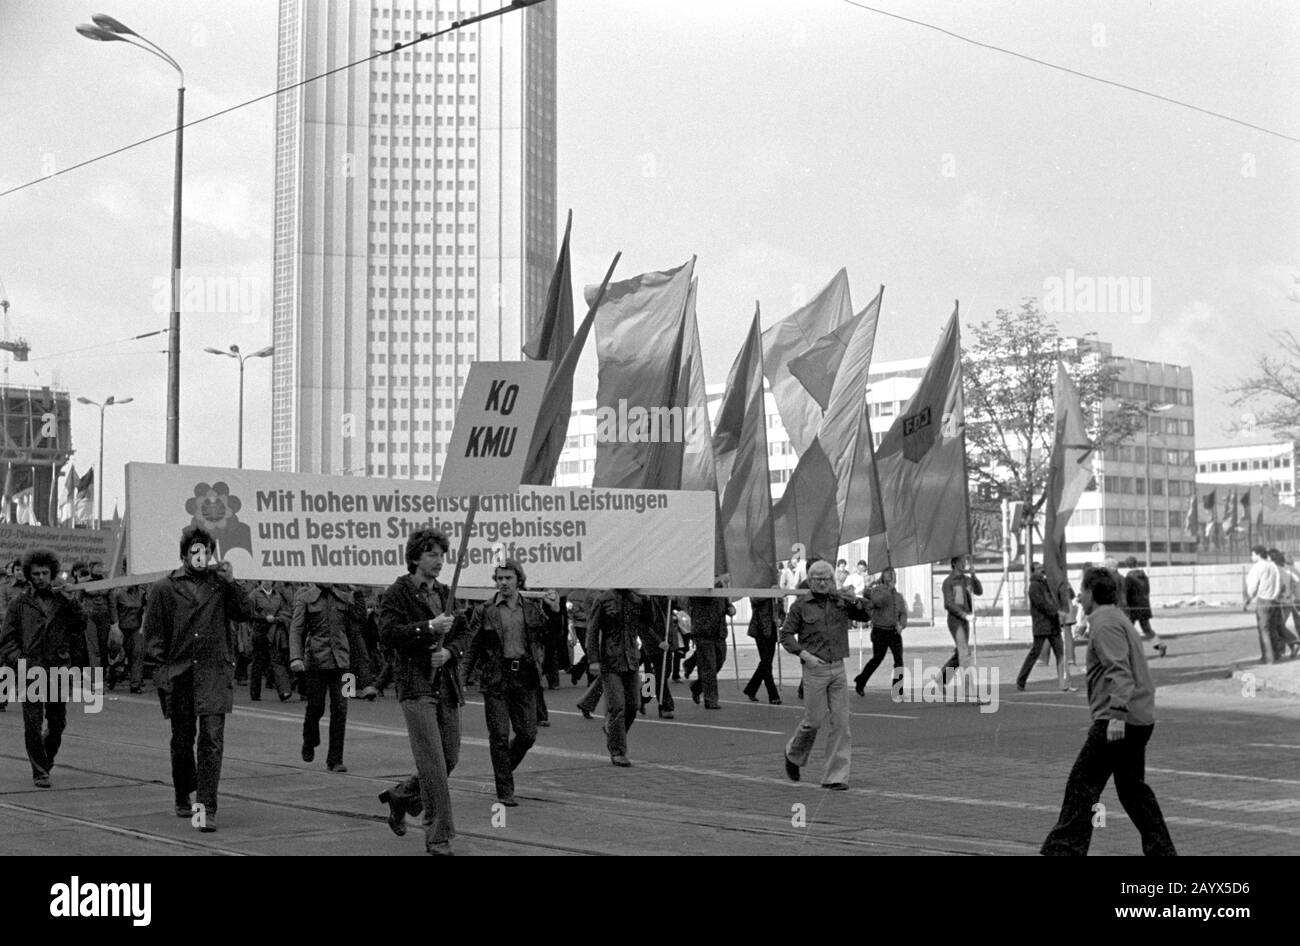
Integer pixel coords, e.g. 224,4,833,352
183,179,271,241
88,181,146,219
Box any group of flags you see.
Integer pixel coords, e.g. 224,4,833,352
0,463,96,527
1186,485,1275,548
518,219,974,587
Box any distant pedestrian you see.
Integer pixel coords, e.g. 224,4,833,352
683,576,734,711
853,567,908,696
743,592,784,704
289,583,370,772
1243,545,1284,664
1266,549,1300,658
940,556,982,688
586,588,663,766
1016,563,1075,692
1122,557,1166,658
1041,566,1176,856
110,581,148,693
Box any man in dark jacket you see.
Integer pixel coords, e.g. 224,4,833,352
1017,563,1075,692
683,577,735,711
110,582,148,693
465,559,555,805
290,583,370,772
249,579,293,701
743,592,785,704
143,526,254,831
940,556,983,687
587,588,662,766
0,549,87,787
377,528,471,856
1122,557,1166,658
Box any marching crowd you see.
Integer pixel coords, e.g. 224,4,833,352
1,528,1297,856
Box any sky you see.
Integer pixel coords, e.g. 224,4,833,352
1,0,1297,517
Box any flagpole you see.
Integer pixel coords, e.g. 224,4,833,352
850,286,892,571
953,302,980,671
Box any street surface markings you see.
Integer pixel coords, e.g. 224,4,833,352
712,697,919,719
1172,798,1300,813
1247,743,1300,750
1148,766,1300,787
0,799,251,855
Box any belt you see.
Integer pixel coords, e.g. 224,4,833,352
873,625,898,632
505,658,527,672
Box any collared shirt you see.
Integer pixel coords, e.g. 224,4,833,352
492,591,526,658
1084,605,1155,725
1246,559,1281,603
779,592,873,663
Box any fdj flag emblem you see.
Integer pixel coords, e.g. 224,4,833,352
440,361,552,498
901,406,934,461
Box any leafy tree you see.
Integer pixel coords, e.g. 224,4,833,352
963,299,1150,573
1225,329,1300,440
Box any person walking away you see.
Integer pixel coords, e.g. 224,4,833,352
743,592,784,704
1122,557,1166,658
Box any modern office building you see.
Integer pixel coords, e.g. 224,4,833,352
272,0,557,476
1196,440,1298,507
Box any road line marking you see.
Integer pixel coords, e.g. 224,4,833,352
0,800,251,855
1247,743,1300,750
1149,766,1300,786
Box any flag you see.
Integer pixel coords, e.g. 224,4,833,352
522,210,573,364
13,487,37,526
867,308,969,571
1184,492,1199,538
677,278,717,494
1202,488,1221,547
1223,488,1238,533
59,463,78,526
788,311,859,411
773,288,883,559
1,465,14,523
760,268,853,457
75,468,94,524
713,310,777,588
110,504,122,530
1042,362,1094,597
591,258,694,490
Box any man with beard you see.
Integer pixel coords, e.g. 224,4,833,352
377,529,471,856
143,526,254,831
0,550,87,787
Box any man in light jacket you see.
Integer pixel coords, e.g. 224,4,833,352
1041,567,1176,856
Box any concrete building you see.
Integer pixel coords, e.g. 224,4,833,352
272,0,557,477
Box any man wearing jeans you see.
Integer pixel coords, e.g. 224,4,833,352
940,556,982,686
1243,544,1283,664
779,560,874,790
586,588,661,767
1041,566,1176,856
378,529,470,856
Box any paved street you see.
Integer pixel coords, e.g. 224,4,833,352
1,624,1296,856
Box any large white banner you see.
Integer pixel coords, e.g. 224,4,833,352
125,463,714,590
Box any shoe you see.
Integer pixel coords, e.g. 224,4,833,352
361,685,379,701
658,709,674,719
784,755,800,782
498,795,519,807
327,762,348,773
769,697,783,705
302,745,315,763
577,704,592,719
690,682,701,704
428,843,455,856
199,814,217,833
538,719,551,727
33,774,51,789
854,684,865,697
1061,685,1078,692
129,686,143,694
378,790,407,837
249,695,261,701
1155,644,1167,658
278,691,292,702
821,782,849,791
745,692,758,703
610,754,632,767
704,703,721,710
1015,682,1026,692
175,794,192,818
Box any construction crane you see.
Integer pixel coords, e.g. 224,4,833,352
0,299,32,361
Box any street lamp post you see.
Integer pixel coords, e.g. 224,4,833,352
204,345,273,468
76,395,133,528
1143,403,1176,567
78,15,184,464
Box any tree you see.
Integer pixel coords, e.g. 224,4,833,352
962,299,1150,577
1225,329,1300,440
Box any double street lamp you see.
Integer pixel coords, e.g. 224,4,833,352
204,345,273,468
77,14,184,464
75,395,133,528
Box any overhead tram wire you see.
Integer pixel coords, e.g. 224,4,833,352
841,0,1300,145
24,327,171,363
0,0,548,200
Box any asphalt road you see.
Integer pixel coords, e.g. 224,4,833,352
1,626,1296,856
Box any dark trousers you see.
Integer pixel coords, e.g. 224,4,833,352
1017,633,1064,687
390,694,460,849
303,668,348,766
536,685,549,723
125,628,146,690
641,648,675,713
744,634,780,701
576,674,603,714
483,671,538,799
1041,720,1177,856
855,627,903,689
167,671,226,813
22,697,68,779
249,630,292,700
602,669,640,757
690,639,726,707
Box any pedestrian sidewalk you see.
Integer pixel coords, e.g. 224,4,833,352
1232,658,1300,697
